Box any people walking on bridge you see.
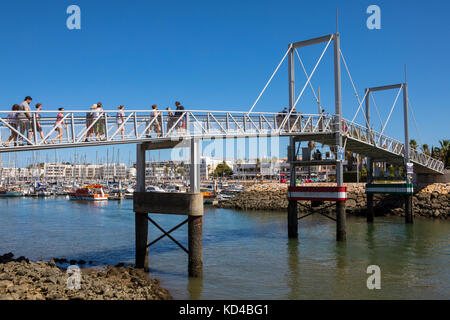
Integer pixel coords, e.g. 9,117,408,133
147,104,161,138
277,107,288,128
84,104,97,142
166,107,174,133
116,105,125,140
17,96,32,145
319,109,325,132
34,103,46,143
94,103,105,140
289,107,300,131
51,108,67,144
174,101,185,134
3,104,20,147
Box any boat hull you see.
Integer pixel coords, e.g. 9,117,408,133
0,191,25,197
68,194,108,201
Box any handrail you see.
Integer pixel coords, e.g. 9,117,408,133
0,110,444,173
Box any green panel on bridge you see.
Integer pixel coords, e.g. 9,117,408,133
365,183,414,194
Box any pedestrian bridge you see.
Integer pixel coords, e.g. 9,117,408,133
0,109,444,174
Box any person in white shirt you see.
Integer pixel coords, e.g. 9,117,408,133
116,105,125,140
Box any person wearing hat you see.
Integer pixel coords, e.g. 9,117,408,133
83,104,97,142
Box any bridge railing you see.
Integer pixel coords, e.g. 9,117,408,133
0,109,444,172
0,110,337,147
342,119,445,172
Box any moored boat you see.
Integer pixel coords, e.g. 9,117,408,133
200,185,216,204
68,185,108,201
0,187,25,197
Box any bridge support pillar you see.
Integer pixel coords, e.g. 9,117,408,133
188,215,203,277
334,32,346,242
288,200,298,238
189,138,203,277
134,140,204,277
287,137,298,239
135,212,149,270
405,195,414,224
135,143,149,270
336,200,346,241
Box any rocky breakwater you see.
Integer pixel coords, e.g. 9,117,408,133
217,183,450,219
0,253,171,300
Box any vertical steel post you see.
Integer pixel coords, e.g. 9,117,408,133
365,88,371,144
135,144,149,270
31,112,38,145
189,138,202,277
104,112,109,141
365,88,374,222
71,113,75,143
334,33,346,241
287,45,298,239
403,83,413,223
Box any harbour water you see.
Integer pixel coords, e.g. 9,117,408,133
0,197,448,299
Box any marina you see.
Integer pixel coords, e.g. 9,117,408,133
0,1,448,304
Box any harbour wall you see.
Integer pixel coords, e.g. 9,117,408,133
216,183,450,219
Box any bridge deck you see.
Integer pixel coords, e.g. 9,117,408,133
0,110,444,174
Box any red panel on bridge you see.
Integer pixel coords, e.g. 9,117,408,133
288,186,347,201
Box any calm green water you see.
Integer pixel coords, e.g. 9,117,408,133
0,197,448,299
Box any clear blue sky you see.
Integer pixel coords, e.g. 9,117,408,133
0,0,448,166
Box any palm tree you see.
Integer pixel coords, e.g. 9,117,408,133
421,144,431,156
410,139,418,150
439,139,450,167
431,146,441,159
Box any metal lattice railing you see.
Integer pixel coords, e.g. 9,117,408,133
0,109,444,173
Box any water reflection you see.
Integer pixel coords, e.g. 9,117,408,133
286,239,300,300
188,276,203,300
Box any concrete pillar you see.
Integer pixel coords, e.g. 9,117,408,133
135,212,149,270
189,138,203,277
188,215,203,277
135,144,148,269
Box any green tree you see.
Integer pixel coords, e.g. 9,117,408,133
214,161,233,177
438,139,449,167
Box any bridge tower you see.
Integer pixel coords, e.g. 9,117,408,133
287,33,346,241
364,83,414,224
